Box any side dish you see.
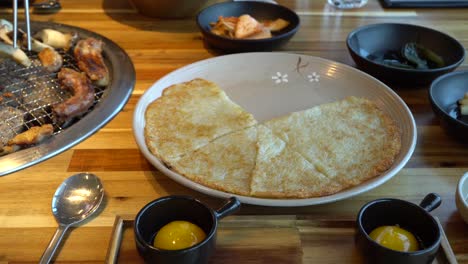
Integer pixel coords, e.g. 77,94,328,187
144,79,402,199
369,42,445,70
210,14,289,39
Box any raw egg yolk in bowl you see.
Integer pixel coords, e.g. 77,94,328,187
369,225,419,252
153,220,207,250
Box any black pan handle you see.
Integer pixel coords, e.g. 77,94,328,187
214,197,241,219
419,193,442,212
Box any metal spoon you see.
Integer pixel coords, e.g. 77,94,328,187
39,173,105,264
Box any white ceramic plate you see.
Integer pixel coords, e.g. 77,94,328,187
133,52,417,207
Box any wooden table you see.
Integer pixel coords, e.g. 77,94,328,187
0,0,467,263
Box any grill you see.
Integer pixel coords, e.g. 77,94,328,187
0,21,135,176
0,51,105,142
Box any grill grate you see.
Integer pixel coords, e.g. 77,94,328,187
0,50,106,148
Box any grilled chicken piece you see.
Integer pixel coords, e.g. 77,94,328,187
53,68,95,121
0,106,25,147
0,144,20,156
7,124,53,146
73,38,109,86
1,124,53,156
38,47,63,72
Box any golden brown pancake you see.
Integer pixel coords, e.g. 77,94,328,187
144,78,401,198
168,126,257,196
264,96,401,191
250,125,341,198
144,78,257,164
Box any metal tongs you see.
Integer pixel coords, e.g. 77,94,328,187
12,0,31,51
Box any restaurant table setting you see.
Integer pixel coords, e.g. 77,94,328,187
0,0,467,263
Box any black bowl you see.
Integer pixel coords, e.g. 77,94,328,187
134,196,241,264
196,1,300,52
356,193,442,264
346,23,465,86
429,70,468,143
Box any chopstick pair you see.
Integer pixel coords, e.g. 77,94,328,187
12,0,31,51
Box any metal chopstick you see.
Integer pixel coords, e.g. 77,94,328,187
13,0,17,48
24,0,31,51
12,0,32,51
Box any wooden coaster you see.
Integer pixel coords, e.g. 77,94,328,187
105,215,457,264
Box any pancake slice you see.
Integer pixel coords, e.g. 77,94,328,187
264,96,401,191
144,78,257,164
168,126,257,196
250,125,340,198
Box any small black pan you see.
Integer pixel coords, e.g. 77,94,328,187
134,195,241,264
196,1,300,52
356,193,442,264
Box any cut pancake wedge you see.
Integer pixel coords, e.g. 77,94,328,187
168,126,257,196
264,96,401,191
250,125,341,198
144,78,257,164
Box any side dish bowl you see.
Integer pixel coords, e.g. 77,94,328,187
456,172,468,224
429,71,468,143
356,193,442,264
346,23,465,86
134,196,240,264
196,1,300,52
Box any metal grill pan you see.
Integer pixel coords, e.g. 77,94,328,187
0,21,135,176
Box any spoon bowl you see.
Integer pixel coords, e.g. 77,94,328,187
39,173,104,264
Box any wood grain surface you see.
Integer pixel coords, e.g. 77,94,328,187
1,0,468,263
113,215,454,264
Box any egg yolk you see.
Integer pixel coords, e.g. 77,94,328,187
369,225,419,252
153,220,207,250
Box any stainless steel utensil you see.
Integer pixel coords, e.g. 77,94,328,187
13,0,31,50
0,21,135,177
39,173,105,264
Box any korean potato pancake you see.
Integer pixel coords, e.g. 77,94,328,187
144,79,401,198
144,78,257,164
264,96,401,193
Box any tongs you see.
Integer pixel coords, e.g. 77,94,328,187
12,0,31,51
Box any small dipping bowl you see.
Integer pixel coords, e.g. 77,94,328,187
346,23,465,86
134,195,241,264
429,70,468,143
456,172,468,224
356,193,442,264
196,1,300,52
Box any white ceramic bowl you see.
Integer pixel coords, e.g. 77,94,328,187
456,172,468,224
